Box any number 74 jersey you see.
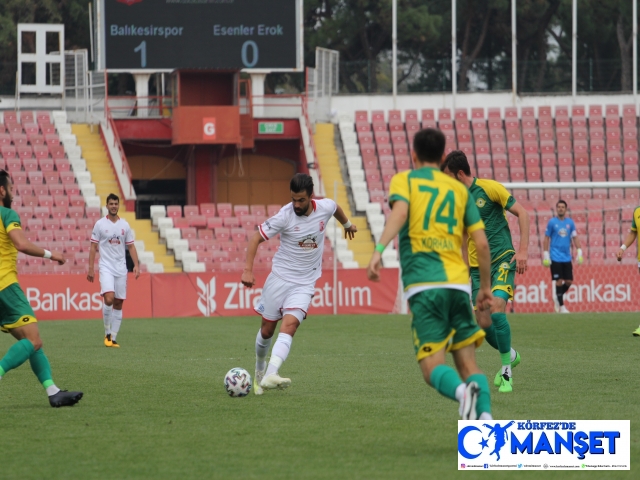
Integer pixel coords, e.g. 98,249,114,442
388,166,485,295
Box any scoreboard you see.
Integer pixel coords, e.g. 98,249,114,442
98,0,302,71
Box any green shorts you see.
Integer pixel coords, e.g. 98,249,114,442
470,254,516,306
0,283,37,333
409,288,485,362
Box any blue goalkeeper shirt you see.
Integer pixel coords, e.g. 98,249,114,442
545,217,577,262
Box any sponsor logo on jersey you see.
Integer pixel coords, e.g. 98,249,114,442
476,198,486,208
108,234,122,245
558,228,567,237
298,235,319,249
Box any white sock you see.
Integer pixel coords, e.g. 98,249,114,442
455,383,466,403
510,348,517,362
103,304,113,335
111,308,123,341
479,412,493,420
501,365,513,378
255,330,272,373
265,333,292,377
46,384,61,396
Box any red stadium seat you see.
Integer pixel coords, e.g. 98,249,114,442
625,164,639,180
217,203,232,218
183,205,199,217
206,217,223,229
167,205,182,218
188,215,207,228
199,203,216,218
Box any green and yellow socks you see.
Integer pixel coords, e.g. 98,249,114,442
0,340,60,396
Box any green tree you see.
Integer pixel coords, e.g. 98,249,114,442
0,0,90,94
305,0,443,92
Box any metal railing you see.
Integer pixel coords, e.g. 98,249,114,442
105,95,172,118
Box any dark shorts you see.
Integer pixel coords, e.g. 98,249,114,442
550,261,573,281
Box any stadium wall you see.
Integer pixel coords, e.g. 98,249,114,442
20,269,400,320
18,264,640,320
330,92,638,119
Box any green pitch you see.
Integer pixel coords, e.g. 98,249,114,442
1,313,638,479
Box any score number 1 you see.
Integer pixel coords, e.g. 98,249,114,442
133,40,258,68
134,41,147,68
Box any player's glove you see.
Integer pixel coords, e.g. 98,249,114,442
577,248,583,265
542,251,551,267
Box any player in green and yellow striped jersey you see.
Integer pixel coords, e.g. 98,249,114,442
441,151,530,394
0,170,83,407
367,129,494,420
617,206,640,336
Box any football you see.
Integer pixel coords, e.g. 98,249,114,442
224,368,252,397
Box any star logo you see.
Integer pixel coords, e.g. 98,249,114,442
479,437,489,449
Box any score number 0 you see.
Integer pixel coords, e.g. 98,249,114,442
133,40,258,68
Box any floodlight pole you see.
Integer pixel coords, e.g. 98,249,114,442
452,0,457,108
572,0,577,101
511,0,517,105
392,0,397,108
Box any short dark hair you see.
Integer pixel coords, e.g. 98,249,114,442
557,200,567,208
413,128,446,163
441,150,471,176
290,173,314,196
106,193,120,204
0,170,10,191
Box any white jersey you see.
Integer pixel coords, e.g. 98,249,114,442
258,198,337,284
90,216,135,277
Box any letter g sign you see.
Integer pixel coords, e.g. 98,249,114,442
203,117,216,140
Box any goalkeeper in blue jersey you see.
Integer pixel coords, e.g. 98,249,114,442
543,200,583,314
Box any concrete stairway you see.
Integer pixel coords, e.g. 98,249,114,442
313,123,374,267
72,124,180,273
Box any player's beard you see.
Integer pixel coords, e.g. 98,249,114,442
2,195,11,209
294,208,305,216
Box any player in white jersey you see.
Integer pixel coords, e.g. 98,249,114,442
241,173,357,394
87,194,140,348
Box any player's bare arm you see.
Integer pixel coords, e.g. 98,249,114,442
507,202,529,274
333,204,357,239
128,244,141,279
242,230,266,287
87,242,98,282
367,200,407,282
8,228,65,265
618,230,637,262
470,228,493,311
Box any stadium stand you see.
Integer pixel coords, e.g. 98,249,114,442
151,201,345,273
339,104,638,267
0,111,166,274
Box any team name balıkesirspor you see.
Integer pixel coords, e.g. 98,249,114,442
110,25,184,38
421,237,454,250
